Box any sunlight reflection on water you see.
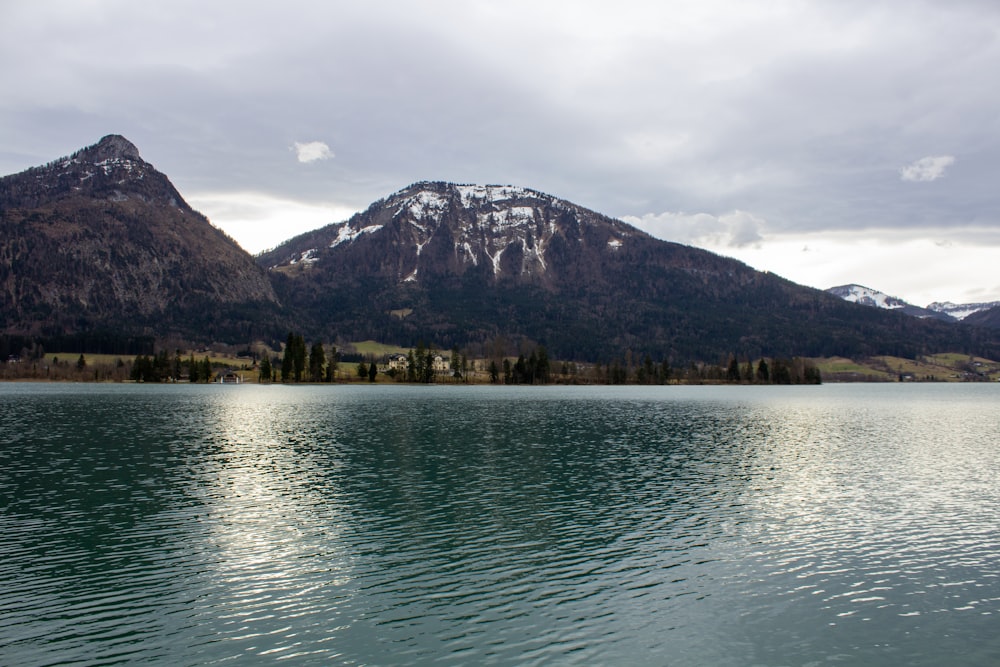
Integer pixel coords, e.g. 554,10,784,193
1,383,998,665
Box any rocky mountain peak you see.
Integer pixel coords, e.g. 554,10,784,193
261,181,644,286
0,134,189,211
76,134,143,162
0,136,280,339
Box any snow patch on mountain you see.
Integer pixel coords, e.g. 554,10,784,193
329,222,383,248
927,301,1000,320
458,241,478,266
486,206,536,230
827,284,907,310
827,285,999,321
488,246,505,275
403,191,449,221
825,284,1000,322
289,248,320,265
456,184,531,208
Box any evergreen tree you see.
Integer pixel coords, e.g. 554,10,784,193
771,358,792,384
292,334,306,382
513,354,527,384
282,332,294,382
413,342,427,382
368,359,377,382
756,358,770,383
280,332,308,382
641,355,654,385
727,357,740,383
131,355,150,382
201,356,213,382
803,362,822,384
357,361,368,379
406,350,417,382
189,354,200,383
488,359,500,384
309,342,326,382
535,345,550,384
327,347,339,382
259,356,272,383
659,360,671,384
610,360,627,384
422,348,435,383
77,354,86,370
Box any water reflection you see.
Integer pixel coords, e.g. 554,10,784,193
174,387,357,662
720,387,1000,665
1,383,998,665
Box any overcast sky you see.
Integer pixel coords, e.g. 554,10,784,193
2,0,999,305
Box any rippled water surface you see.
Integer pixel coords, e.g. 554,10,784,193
1,383,999,665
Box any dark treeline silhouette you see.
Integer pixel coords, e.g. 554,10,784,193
1,333,154,361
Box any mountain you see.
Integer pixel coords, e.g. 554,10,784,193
927,300,1000,321
260,181,997,362
964,306,1000,330
827,285,1000,325
4,140,995,363
0,135,281,342
826,284,954,321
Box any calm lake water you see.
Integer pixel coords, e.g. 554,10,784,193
1,382,998,666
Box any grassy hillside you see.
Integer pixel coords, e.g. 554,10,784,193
815,353,1000,382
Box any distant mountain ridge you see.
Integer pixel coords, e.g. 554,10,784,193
826,284,999,322
0,135,281,340
825,284,954,321
927,300,1000,321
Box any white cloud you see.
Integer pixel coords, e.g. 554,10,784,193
187,191,356,254
623,209,764,248
900,155,956,182
292,141,334,163
692,229,1000,306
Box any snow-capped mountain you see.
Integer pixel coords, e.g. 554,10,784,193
926,301,1000,321
260,181,646,286
827,284,1000,323
827,284,909,310
826,284,955,321
258,181,987,361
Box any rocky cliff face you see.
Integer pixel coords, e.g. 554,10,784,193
0,135,281,339
260,181,751,292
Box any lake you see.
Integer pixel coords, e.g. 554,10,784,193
1,382,998,665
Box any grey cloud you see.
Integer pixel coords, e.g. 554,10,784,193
1,1,999,279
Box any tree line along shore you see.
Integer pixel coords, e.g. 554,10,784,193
3,332,824,385
7,331,1000,384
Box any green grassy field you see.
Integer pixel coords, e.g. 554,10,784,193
814,353,1000,382
44,353,128,366
348,340,411,356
